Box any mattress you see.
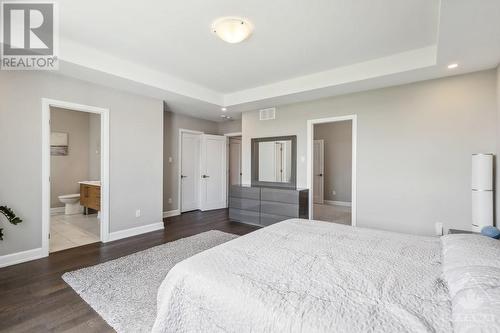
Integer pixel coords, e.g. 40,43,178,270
152,219,454,332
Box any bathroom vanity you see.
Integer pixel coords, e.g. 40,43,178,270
79,181,101,213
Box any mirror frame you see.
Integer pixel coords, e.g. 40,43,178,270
251,135,297,188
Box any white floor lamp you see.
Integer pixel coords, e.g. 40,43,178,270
471,153,494,232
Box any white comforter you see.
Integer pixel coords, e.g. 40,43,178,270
152,219,453,332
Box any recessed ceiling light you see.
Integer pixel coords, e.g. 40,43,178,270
220,114,232,120
212,17,253,44
447,63,458,69
221,107,227,111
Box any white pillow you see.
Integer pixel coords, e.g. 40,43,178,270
441,234,500,332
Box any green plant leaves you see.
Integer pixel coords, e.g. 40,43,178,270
0,206,23,240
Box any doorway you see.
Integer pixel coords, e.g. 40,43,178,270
42,99,110,257
307,115,357,226
228,136,242,186
225,132,242,206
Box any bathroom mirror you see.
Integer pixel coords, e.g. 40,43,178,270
251,135,297,188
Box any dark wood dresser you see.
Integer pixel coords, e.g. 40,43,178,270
229,185,309,226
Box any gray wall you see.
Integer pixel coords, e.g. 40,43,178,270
242,70,498,235
0,71,163,256
217,119,242,134
50,107,96,208
314,121,352,202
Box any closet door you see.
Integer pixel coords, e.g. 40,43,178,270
181,132,201,212
200,135,227,211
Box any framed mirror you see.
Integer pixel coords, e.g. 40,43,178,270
251,135,297,188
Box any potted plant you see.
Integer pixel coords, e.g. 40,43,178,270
0,206,22,240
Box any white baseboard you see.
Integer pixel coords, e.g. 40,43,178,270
163,209,180,218
106,222,165,242
324,200,352,207
0,247,44,268
50,207,65,215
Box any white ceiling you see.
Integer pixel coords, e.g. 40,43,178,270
53,0,500,121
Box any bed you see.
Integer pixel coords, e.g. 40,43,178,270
152,219,500,332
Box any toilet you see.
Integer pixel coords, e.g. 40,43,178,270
58,194,82,215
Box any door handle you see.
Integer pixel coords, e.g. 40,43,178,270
317,173,323,177
202,175,210,178
181,175,187,179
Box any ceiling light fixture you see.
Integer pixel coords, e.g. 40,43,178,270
221,107,227,111
212,17,253,44
220,114,232,120
447,63,458,69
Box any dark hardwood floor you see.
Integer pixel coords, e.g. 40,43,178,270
0,209,259,333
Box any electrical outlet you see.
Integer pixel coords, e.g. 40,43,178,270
135,209,141,218
168,198,172,204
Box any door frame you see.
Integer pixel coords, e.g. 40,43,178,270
313,139,325,204
41,98,110,257
306,115,357,226
178,129,203,213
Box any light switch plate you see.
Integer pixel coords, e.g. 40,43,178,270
135,209,141,218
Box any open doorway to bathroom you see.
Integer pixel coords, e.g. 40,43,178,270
42,99,110,256
308,116,357,226
48,107,101,252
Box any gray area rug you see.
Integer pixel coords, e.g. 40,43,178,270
63,230,238,333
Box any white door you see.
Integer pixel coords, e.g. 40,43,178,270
313,139,324,204
229,138,242,185
200,134,227,210
181,132,201,212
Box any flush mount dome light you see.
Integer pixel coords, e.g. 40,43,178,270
212,17,253,43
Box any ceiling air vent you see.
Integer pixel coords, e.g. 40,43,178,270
259,107,276,121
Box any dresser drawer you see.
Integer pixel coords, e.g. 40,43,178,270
229,186,260,200
260,187,299,204
229,197,260,212
229,208,260,224
260,201,299,218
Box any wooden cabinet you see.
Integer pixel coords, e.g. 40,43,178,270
80,184,101,211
